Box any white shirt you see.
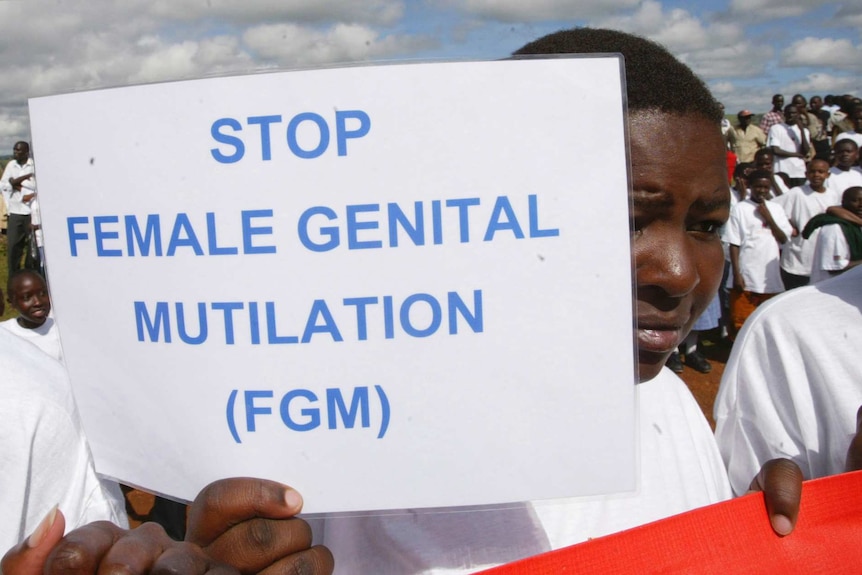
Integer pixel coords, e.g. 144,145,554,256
715,266,862,495
30,196,44,247
722,199,793,293
0,157,36,215
774,184,841,276
311,368,732,574
0,328,127,551
772,175,791,198
835,131,862,149
766,123,810,179
826,166,862,198
810,224,855,283
1,317,63,363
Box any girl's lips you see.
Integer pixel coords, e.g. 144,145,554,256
637,326,683,354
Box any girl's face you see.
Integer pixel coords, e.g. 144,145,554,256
629,111,729,382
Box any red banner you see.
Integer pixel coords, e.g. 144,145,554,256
480,471,862,574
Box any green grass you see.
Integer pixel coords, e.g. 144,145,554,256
0,234,16,321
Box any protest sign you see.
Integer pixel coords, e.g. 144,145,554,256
28,57,635,513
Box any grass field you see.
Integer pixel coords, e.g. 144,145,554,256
0,234,15,321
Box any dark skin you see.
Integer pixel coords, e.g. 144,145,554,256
1,478,335,575
771,105,810,160
810,96,823,114
732,170,750,202
7,272,50,329
791,96,807,121
729,176,787,292
833,141,859,170
826,142,862,225
631,111,804,534
846,406,862,472
824,188,862,276
9,143,35,203
852,108,862,133
754,151,786,197
805,159,830,194
771,95,784,113
630,112,729,382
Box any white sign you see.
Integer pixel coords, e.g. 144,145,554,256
29,58,635,513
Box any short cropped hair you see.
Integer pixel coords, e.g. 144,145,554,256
843,186,862,206
834,138,859,151
513,28,722,122
747,169,773,184
7,269,45,295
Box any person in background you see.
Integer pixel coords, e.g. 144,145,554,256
0,142,36,273
808,96,833,160
759,94,784,134
803,186,862,283
774,158,838,289
2,270,62,362
834,105,862,150
728,110,766,164
723,169,792,334
826,139,862,197
715,264,862,495
767,104,810,188
753,148,790,197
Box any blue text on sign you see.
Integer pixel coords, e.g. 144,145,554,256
225,386,391,442
210,110,370,163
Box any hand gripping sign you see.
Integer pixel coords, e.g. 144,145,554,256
29,57,634,513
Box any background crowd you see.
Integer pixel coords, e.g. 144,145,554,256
666,91,862,375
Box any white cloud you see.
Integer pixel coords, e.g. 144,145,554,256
781,37,862,71
148,0,405,26
0,0,856,149
242,23,432,66
728,0,833,20
682,42,773,79
0,109,30,145
596,1,743,52
835,4,862,29
588,1,773,80
709,73,860,119
447,0,640,21
784,72,860,95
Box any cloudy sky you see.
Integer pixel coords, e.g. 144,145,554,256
1,0,859,150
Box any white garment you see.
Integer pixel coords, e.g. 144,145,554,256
766,123,810,179
0,329,127,551
30,196,44,248
772,175,791,198
1,317,64,363
311,368,732,574
774,184,841,276
715,266,862,495
826,167,862,197
835,131,862,149
810,224,854,284
0,157,36,215
722,199,792,293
